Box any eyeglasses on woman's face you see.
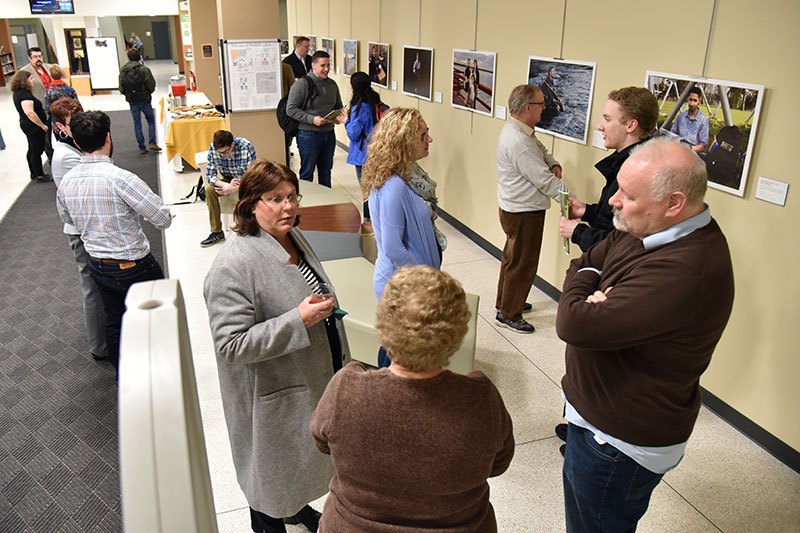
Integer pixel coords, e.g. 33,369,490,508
259,193,303,207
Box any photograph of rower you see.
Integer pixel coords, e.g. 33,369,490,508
526,56,596,144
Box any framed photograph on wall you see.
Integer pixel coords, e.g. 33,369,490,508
343,39,358,77
320,37,334,67
402,46,433,101
527,56,596,144
451,49,496,117
646,71,764,196
368,42,389,89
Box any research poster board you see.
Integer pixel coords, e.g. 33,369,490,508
85,37,121,91
220,39,282,113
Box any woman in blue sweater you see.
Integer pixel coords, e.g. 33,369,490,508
361,108,445,367
345,72,384,230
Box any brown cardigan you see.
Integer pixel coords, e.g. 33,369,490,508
557,220,734,446
310,362,515,532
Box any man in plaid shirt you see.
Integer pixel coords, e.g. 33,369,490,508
56,111,172,375
201,130,256,247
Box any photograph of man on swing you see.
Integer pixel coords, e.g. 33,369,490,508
647,71,764,196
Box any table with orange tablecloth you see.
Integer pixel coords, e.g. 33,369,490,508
161,92,226,171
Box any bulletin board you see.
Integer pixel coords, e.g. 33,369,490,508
85,37,121,92
219,38,282,113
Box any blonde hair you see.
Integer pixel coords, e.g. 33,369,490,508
360,108,425,199
376,266,470,372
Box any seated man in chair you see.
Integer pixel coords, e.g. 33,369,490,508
201,130,256,247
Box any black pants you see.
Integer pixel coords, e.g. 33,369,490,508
22,126,46,179
44,122,53,163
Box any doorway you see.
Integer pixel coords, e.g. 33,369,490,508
151,21,171,60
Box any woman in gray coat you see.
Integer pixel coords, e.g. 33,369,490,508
204,160,349,533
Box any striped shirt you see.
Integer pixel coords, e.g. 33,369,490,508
206,137,256,185
56,155,172,260
298,257,322,286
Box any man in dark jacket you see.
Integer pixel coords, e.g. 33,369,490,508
118,48,160,155
559,87,658,252
282,36,312,79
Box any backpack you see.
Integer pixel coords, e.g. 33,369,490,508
703,125,744,188
121,65,149,102
358,101,390,150
277,76,317,137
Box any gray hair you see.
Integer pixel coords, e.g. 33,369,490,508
508,84,541,116
630,138,707,205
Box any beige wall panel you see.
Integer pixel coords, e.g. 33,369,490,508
311,0,330,35
689,0,800,451
189,0,222,103
217,0,279,38
225,111,286,163
293,0,313,35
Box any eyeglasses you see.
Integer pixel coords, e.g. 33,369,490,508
527,101,546,107
260,194,303,206
217,147,233,156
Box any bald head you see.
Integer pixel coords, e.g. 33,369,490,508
629,138,707,205
610,139,707,238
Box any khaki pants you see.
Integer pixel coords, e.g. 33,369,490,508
496,208,546,320
206,177,234,233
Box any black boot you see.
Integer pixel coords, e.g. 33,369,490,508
250,507,287,533
283,505,321,532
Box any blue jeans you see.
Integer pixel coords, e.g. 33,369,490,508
297,129,335,187
129,101,156,149
563,423,664,533
88,253,164,373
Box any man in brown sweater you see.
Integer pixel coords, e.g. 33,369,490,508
556,139,734,532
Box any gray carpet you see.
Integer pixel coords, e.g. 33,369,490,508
0,109,164,532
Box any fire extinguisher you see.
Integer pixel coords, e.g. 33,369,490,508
188,71,197,91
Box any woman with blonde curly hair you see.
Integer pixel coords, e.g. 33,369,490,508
311,265,514,532
361,108,446,366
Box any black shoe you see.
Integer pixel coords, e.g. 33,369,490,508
555,423,567,442
495,302,533,313
495,311,535,334
91,352,108,361
36,174,52,182
200,232,225,247
283,505,320,532
560,444,566,457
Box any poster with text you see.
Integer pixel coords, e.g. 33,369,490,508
646,70,764,196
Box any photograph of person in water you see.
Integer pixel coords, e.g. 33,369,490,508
526,56,596,144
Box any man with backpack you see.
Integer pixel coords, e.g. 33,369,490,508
118,49,160,155
286,50,344,187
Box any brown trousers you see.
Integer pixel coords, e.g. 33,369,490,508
496,208,546,320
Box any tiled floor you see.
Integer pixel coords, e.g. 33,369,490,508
2,60,799,532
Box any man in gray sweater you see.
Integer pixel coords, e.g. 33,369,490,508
286,50,344,187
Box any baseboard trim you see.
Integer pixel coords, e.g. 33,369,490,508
700,387,800,473
438,207,799,474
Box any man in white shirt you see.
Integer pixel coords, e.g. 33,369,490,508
495,84,563,333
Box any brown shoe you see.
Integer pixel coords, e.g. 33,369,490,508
139,149,148,154
148,144,162,152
